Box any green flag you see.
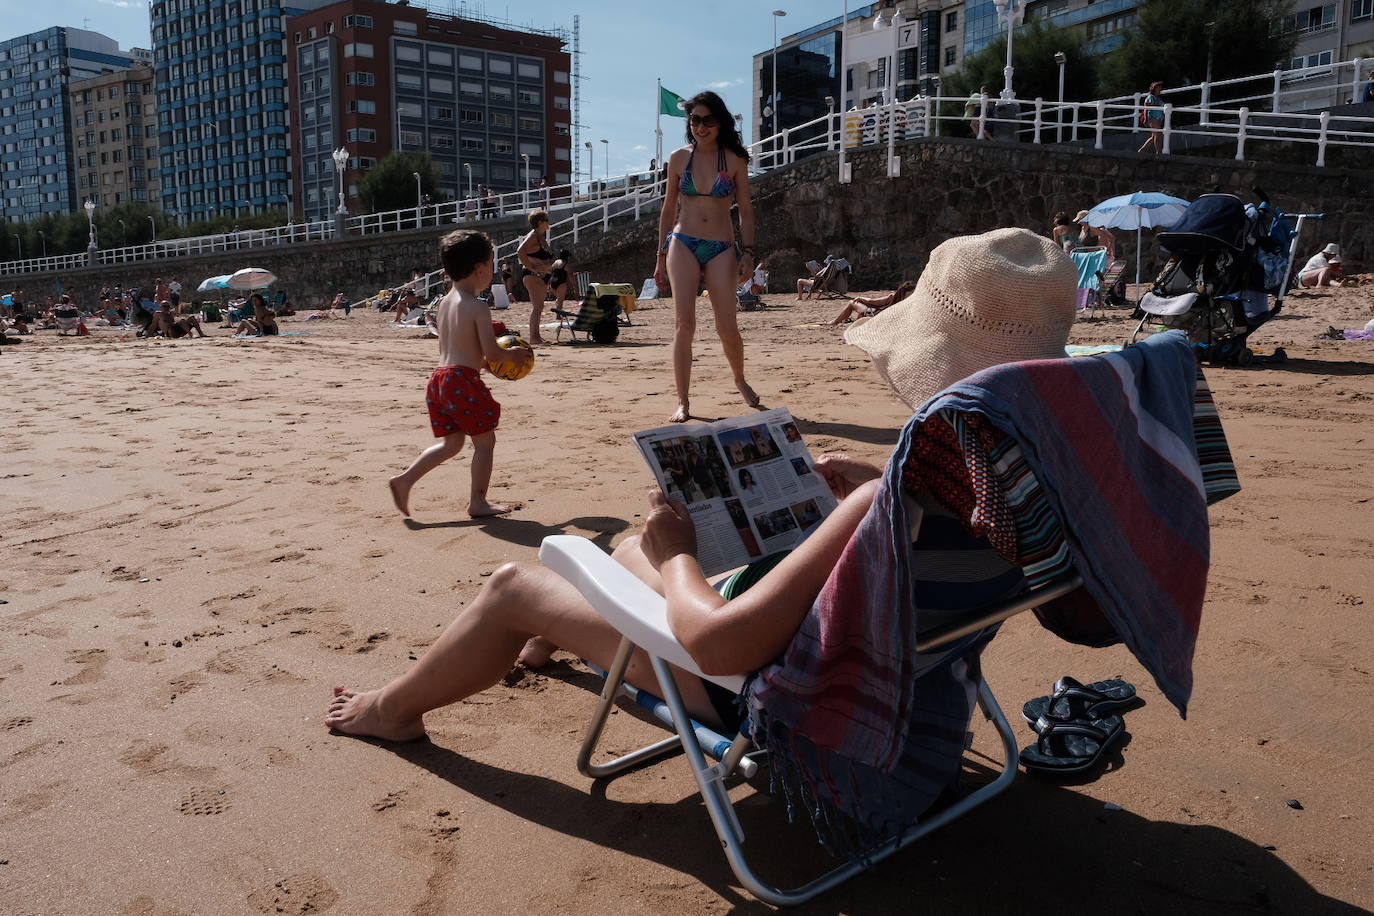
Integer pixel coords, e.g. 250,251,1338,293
659,86,687,118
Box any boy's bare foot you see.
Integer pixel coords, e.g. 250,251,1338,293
469,501,513,517
737,381,761,408
669,404,690,423
388,476,412,516
325,686,427,742
518,636,558,668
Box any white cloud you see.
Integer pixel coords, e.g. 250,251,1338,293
707,80,741,90
96,0,142,7
631,144,647,152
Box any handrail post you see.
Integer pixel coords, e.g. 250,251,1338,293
1272,69,1282,112
1200,80,1211,127
1161,103,1174,155
1132,92,1142,133
1316,110,1330,167
602,200,609,232
924,96,934,139
1236,107,1250,160
1095,100,1106,149
1033,97,1044,143
1352,58,1364,105
886,99,898,177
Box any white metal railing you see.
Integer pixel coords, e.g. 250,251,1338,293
5,56,1372,279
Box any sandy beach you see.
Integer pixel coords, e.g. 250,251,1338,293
2,284,1372,914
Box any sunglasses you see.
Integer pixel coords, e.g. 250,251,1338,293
689,114,718,128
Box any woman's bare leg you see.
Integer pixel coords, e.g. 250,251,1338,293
526,276,549,344
703,252,759,408
666,241,702,422
325,560,723,738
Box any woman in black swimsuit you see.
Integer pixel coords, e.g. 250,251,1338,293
517,209,554,345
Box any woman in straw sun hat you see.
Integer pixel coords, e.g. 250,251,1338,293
844,227,1078,409
325,229,1076,800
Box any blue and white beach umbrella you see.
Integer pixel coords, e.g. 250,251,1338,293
1084,191,1190,296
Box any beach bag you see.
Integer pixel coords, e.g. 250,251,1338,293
1138,110,1149,127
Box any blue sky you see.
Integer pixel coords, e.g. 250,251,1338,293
18,1,855,178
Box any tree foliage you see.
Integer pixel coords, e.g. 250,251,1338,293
1098,0,1298,97
355,152,445,214
943,22,1101,106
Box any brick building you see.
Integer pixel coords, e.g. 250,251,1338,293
286,0,572,223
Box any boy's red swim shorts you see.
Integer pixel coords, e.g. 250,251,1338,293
426,365,500,437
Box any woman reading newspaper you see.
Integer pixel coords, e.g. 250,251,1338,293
325,229,1079,824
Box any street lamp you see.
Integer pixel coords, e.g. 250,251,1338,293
520,153,530,207
332,147,349,236
412,170,423,227
1054,51,1067,143
11,234,20,258
991,0,1024,100
824,94,835,149
1202,21,1217,125
585,140,594,195
771,10,787,135
118,218,127,246
463,162,473,199
38,230,46,258
599,139,608,183
148,214,156,242
84,199,97,266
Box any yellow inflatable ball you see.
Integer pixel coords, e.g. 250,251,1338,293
487,334,534,381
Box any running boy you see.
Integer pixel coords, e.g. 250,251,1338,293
389,230,532,518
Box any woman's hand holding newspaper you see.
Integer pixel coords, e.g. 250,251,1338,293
813,453,883,501
641,489,698,570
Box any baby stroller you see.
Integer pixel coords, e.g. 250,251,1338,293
1131,192,1317,365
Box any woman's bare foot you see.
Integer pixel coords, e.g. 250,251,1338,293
736,380,761,408
528,336,548,346
668,404,690,423
325,686,427,742
469,501,513,518
388,476,412,516
518,636,558,668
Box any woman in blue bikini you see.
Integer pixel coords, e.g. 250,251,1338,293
654,91,759,423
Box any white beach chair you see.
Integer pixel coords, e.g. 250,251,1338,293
636,278,659,301
490,285,512,310
538,535,1082,906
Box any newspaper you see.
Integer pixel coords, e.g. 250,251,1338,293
632,408,838,578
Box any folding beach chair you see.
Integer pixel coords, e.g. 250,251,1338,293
813,258,852,298
1070,247,1108,318
553,283,629,343
1099,258,1129,308
490,285,512,310
539,538,1082,906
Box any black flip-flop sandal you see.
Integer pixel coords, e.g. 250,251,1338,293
1019,714,1125,775
1022,676,1142,725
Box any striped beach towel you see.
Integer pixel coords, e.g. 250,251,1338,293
744,330,1231,855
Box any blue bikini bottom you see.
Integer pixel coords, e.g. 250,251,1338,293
663,232,739,267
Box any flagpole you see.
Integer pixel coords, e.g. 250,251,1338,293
656,78,664,194
838,0,850,183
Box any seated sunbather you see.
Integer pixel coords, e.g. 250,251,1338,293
1298,243,1343,288
826,281,914,326
326,228,1079,744
234,293,279,336
795,257,833,301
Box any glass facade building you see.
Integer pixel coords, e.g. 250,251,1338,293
0,27,138,222
149,0,335,220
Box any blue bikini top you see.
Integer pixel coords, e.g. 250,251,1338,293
680,146,735,198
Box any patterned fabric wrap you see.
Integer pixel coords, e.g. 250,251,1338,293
744,330,1232,857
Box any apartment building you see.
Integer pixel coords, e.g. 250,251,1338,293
752,1,967,144
149,0,337,221
69,63,161,210
286,0,572,223
0,27,139,222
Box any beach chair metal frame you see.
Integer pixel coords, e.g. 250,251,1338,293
539,534,1083,907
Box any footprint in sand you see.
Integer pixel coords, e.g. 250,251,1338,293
2,715,34,730
246,873,340,916
176,786,231,816
372,789,405,813
61,648,109,685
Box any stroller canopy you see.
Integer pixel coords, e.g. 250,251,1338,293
1157,194,1249,254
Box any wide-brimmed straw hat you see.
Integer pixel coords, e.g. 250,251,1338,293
1073,209,1092,223
1322,242,1340,255
844,228,1078,409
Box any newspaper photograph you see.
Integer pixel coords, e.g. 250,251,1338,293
632,408,838,577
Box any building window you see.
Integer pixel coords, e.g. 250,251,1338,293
459,53,482,70
1351,0,1372,19
1281,4,1336,32
944,46,957,66
489,58,512,75
554,96,569,110
945,10,958,32
347,100,376,114
394,20,418,36
517,62,540,79
492,165,513,180
433,135,454,148
432,105,453,120
518,142,540,157
461,137,483,150
429,77,453,94
554,123,570,135
1288,49,1335,70
344,14,373,28
490,84,513,101
461,109,484,123
396,102,420,117
518,89,540,104
345,72,375,86
427,48,452,67
396,44,421,62
519,117,541,132
400,130,421,146
344,42,374,58
345,127,376,142
397,72,422,90
491,111,512,127
460,81,483,97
